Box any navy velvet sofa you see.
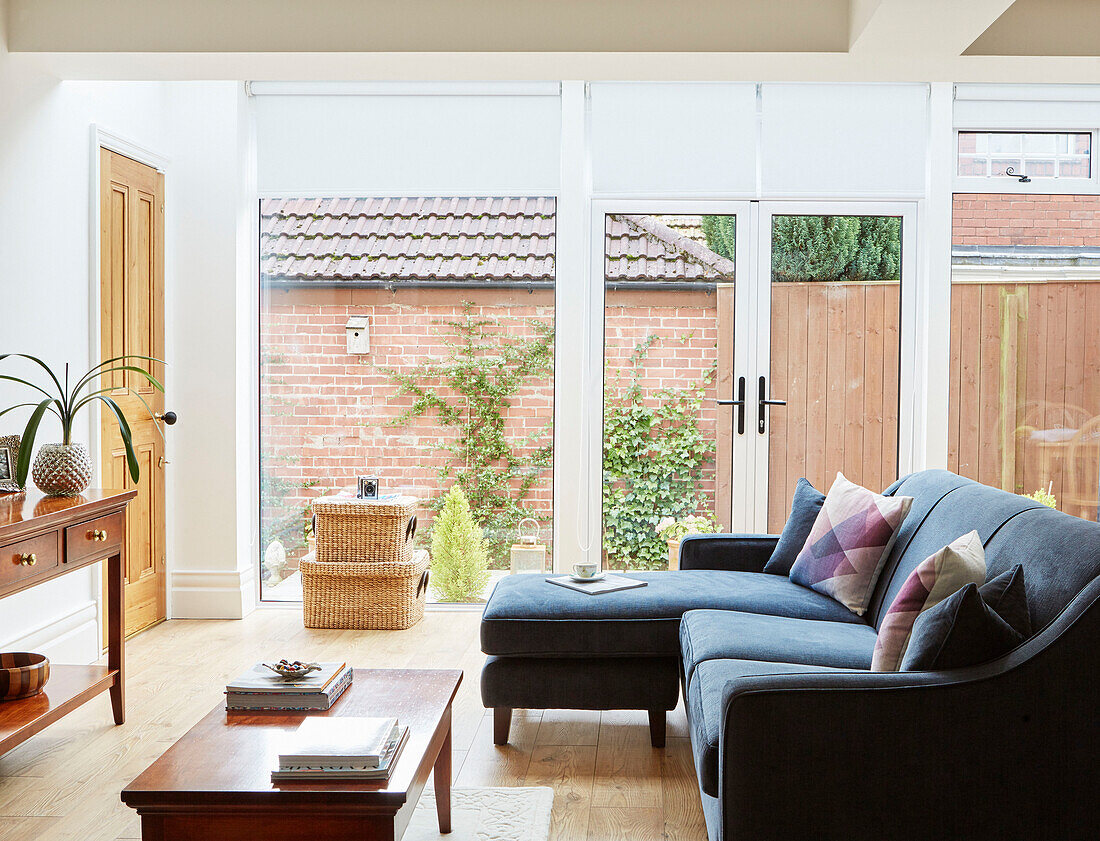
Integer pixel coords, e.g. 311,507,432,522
480,470,1100,840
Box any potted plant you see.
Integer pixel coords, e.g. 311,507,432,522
655,513,721,571
0,354,164,496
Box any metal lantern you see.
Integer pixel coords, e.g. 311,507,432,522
509,517,547,574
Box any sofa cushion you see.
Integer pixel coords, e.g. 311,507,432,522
868,473,1042,629
680,609,877,686
763,478,825,576
481,570,864,658
900,582,1024,671
686,658,860,796
977,565,1031,637
790,473,914,616
871,530,986,672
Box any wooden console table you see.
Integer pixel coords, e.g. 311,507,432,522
0,488,136,756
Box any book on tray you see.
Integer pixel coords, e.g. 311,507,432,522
272,717,409,781
225,662,352,711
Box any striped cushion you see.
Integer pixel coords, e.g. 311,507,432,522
790,473,914,616
872,530,987,672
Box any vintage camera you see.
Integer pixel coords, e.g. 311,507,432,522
357,476,380,500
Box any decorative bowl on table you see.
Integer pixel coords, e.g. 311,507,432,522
263,660,322,680
0,652,50,700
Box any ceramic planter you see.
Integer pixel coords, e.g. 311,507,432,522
32,442,93,496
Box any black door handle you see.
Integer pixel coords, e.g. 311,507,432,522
758,376,786,434
717,376,747,436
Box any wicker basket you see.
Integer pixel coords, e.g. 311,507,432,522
313,495,418,564
301,549,430,630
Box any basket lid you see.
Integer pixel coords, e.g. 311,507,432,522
313,494,418,514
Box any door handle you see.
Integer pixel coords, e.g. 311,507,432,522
758,376,786,434
154,411,177,425
716,376,747,436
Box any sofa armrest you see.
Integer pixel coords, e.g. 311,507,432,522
677,533,779,573
716,575,1100,841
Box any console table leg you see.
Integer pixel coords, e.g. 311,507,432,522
434,708,452,834
107,550,126,725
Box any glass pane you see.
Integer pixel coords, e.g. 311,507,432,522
988,133,1022,154
950,193,1100,523
259,197,556,602
602,214,733,571
991,158,1022,177
1023,133,1058,154
766,215,902,530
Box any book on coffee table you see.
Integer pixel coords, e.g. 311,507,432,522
225,662,353,711
546,574,648,595
279,716,400,767
272,725,409,781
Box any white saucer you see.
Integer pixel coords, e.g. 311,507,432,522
569,572,607,583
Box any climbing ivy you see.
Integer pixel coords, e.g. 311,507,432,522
602,335,716,571
385,303,554,569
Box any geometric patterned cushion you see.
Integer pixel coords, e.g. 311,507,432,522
871,530,987,671
789,473,914,617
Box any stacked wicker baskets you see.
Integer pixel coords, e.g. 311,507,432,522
301,495,429,630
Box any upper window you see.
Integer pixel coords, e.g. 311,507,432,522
958,131,1092,180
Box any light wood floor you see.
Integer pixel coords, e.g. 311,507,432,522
0,608,707,841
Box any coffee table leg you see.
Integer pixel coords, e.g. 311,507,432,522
434,707,452,834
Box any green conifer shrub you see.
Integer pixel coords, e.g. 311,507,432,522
430,485,492,602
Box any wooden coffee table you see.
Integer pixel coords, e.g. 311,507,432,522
122,668,462,841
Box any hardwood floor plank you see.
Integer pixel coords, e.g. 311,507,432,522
536,709,601,746
586,806,665,841
0,610,712,841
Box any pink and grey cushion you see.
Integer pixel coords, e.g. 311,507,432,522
871,530,987,671
789,473,914,616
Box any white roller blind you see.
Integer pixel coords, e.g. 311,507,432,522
760,83,929,195
252,85,561,194
589,82,758,194
954,84,1100,129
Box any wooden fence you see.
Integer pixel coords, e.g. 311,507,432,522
948,277,1100,522
765,281,901,531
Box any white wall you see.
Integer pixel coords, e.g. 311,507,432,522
0,20,250,660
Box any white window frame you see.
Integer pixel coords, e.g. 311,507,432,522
954,128,1099,195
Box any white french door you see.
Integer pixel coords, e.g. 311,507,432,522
738,201,918,533
579,200,918,572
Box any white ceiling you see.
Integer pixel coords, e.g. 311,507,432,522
3,0,1100,82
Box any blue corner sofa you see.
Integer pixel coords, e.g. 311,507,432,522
480,470,1100,840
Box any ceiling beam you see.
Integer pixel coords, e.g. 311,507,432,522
849,0,1017,56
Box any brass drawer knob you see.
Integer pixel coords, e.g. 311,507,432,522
19,553,37,566
91,529,109,542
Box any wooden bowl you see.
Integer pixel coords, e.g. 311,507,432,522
0,652,50,701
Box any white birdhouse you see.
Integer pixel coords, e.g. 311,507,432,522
345,316,370,354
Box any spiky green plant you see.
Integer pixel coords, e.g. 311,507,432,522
0,354,164,486
430,485,491,602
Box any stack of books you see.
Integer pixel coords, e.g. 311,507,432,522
272,716,409,782
225,662,353,711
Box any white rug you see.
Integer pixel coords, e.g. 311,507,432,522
405,786,554,841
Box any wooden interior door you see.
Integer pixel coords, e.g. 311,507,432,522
99,148,166,638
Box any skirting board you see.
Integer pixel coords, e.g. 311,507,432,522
170,566,256,619
0,599,100,663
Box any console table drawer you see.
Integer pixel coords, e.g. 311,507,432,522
65,512,123,565
0,533,61,588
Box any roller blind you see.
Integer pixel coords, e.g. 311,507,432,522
954,84,1100,129
589,82,758,194
760,83,929,195
251,84,562,194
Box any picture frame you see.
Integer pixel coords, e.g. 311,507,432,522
0,435,23,493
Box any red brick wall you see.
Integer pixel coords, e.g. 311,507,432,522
953,193,1100,248
260,286,718,571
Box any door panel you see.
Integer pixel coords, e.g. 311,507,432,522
99,148,166,638
759,210,905,531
